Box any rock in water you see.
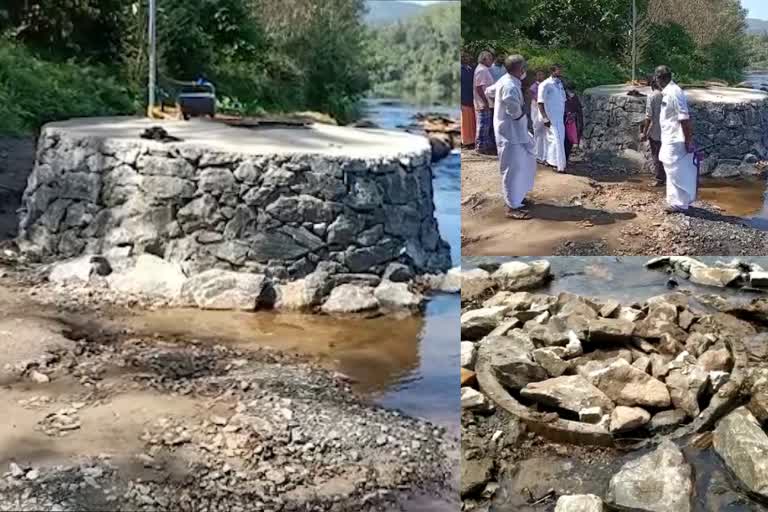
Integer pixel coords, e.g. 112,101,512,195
713,407,768,499
491,260,551,291
606,440,692,512
373,281,423,313
320,284,379,315
178,269,270,311
555,494,604,512
520,375,614,415
689,266,743,287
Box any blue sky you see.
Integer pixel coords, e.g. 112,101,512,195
743,0,768,20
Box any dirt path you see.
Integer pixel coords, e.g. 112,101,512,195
462,150,768,256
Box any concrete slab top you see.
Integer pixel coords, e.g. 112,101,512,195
43,116,431,159
584,84,768,104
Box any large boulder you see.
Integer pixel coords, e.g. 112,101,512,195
274,269,334,311
554,495,604,512
491,260,551,291
108,254,187,297
606,440,692,512
689,266,743,287
320,284,379,315
520,375,614,415
484,333,547,390
578,359,671,408
461,306,508,341
178,269,270,311
713,407,768,500
609,406,651,433
461,268,494,301
666,366,710,418
373,281,423,313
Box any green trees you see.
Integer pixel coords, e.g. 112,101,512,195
461,0,751,89
366,2,460,104
0,0,373,132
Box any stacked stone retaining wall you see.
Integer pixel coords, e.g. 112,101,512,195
18,121,451,280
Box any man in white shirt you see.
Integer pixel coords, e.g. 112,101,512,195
492,55,537,220
655,65,697,213
537,64,567,172
473,50,497,155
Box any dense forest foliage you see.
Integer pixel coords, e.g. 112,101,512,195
366,2,460,105
0,0,378,134
462,0,750,90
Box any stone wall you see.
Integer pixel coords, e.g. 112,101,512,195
18,123,452,280
582,85,768,177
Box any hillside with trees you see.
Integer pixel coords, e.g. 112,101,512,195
0,0,376,134
366,2,460,105
462,0,750,90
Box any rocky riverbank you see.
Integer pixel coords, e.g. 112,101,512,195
0,263,457,512
460,258,768,511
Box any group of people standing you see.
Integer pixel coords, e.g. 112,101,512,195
461,50,584,171
462,50,699,219
460,50,584,219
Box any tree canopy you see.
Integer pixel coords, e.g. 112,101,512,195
366,2,460,104
461,0,751,87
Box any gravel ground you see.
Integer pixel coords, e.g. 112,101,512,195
0,265,456,511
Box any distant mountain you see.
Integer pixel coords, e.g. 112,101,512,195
364,1,428,26
747,18,768,35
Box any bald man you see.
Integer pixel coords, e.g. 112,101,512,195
655,65,697,213
492,55,537,219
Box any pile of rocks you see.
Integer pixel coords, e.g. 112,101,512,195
462,286,737,438
40,252,460,316
647,255,768,290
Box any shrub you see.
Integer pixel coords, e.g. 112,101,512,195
0,41,137,135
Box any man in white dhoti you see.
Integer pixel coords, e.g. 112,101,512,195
529,70,548,163
537,64,567,172
655,65,697,213
492,55,537,220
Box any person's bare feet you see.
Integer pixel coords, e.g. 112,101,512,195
506,208,531,220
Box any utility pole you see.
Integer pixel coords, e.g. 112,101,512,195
148,0,157,117
632,0,637,84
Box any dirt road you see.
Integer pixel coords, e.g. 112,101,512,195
461,150,768,256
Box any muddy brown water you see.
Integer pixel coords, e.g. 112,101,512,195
117,293,460,434
465,256,768,511
621,172,768,227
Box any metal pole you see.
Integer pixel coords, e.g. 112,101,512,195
148,0,157,117
632,0,637,83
